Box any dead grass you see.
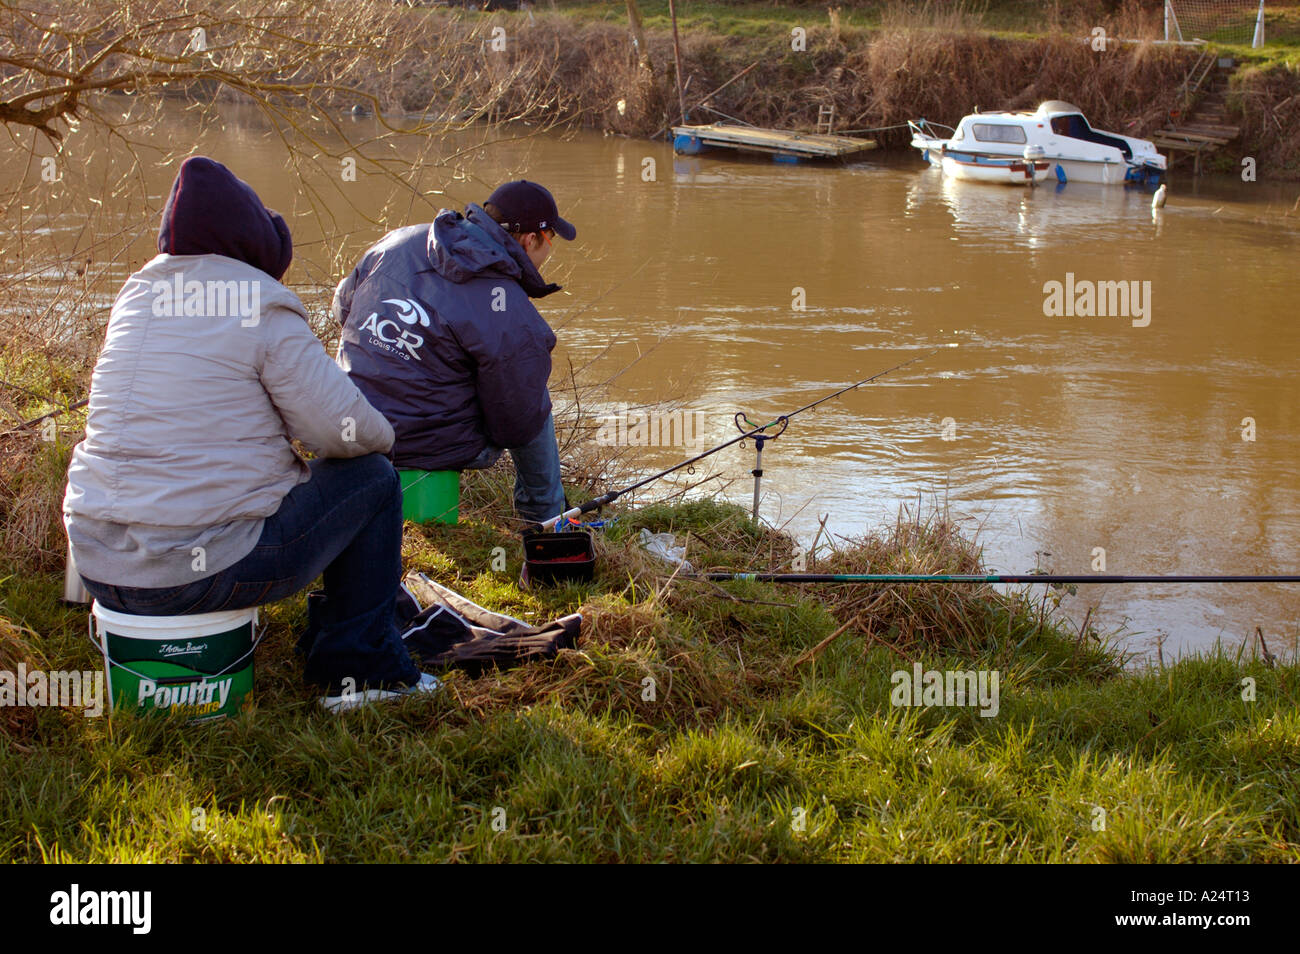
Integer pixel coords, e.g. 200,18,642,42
1233,61,1300,177
0,429,77,575
0,614,44,744
442,594,749,728
855,30,1194,146
807,507,1009,658
149,7,1206,147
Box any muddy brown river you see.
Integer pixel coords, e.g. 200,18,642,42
19,102,1300,660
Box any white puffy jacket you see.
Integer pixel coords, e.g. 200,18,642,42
64,253,394,587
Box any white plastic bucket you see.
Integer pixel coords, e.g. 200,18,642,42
90,603,260,723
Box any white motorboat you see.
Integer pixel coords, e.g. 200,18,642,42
909,102,1167,187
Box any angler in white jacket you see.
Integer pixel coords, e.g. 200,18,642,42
64,156,436,710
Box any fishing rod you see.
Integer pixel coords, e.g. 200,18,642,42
540,346,951,531
705,572,1300,585
732,343,956,520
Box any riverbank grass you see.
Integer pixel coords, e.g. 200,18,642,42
535,1,1300,60
1,493,1296,862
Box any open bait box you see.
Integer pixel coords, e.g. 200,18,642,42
521,530,596,585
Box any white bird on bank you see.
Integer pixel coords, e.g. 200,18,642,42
1152,183,1168,211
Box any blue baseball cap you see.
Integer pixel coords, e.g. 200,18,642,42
485,180,576,240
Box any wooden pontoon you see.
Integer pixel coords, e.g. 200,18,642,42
671,123,877,161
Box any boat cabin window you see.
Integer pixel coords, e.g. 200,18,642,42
971,123,1027,144
1049,114,1132,159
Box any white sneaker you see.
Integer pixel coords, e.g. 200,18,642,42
320,672,442,714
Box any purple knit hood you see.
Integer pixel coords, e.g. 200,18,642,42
157,156,293,281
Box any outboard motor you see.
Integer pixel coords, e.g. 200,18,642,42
1124,162,1165,189
1023,144,1046,187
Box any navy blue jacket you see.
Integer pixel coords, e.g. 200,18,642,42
333,204,560,470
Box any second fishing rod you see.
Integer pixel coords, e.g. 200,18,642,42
539,345,954,531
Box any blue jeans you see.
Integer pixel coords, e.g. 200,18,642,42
81,454,420,694
466,411,566,524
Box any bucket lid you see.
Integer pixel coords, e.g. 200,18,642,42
92,602,258,638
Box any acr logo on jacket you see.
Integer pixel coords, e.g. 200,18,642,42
357,297,429,361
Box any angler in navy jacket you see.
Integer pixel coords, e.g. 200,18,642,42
333,181,576,524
